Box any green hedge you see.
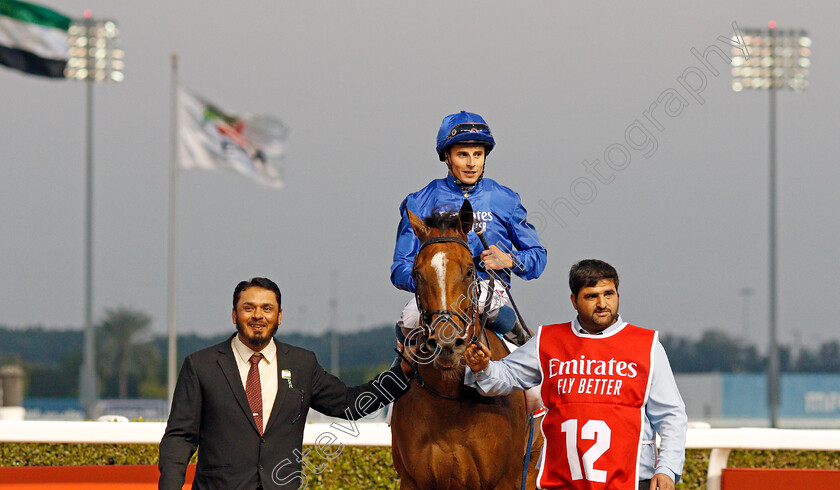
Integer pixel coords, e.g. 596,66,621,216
1,443,839,489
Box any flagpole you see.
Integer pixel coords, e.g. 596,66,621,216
166,53,179,413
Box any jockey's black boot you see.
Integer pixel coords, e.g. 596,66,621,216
503,317,532,346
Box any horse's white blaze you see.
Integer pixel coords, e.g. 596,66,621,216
430,251,448,307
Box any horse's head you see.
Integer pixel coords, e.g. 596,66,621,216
407,200,479,370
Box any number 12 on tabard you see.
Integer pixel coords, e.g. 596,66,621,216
561,419,611,483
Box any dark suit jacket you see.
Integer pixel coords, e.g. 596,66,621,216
158,335,410,489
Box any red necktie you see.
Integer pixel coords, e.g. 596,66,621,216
246,353,264,435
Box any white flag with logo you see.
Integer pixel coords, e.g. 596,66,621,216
178,87,288,188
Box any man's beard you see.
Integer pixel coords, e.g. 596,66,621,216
236,319,279,348
591,308,618,327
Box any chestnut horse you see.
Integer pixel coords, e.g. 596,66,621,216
391,200,542,489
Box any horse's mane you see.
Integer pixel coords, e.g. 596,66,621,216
423,207,464,233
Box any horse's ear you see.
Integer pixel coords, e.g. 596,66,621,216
459,199,474,235
407,208,431,240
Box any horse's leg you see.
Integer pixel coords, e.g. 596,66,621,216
397,474,421,490
493,400,535,490
391,409,414,487
392,440,419,490
391,435,406,480
391,397,428,489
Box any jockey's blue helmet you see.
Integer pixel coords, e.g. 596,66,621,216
435,111,495,162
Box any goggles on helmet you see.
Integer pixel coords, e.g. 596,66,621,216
446,123,492,141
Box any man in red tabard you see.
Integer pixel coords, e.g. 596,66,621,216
464,259,687,490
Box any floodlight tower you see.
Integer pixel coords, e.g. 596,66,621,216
66,10,124,418
729,22,810,428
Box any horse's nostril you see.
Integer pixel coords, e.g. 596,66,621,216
454,338,466,347
425,338,437,351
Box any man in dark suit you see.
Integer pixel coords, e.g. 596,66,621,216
159,277,413,489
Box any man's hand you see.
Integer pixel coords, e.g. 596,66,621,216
480,245,513,270
464,341,491,373
650,473,675,490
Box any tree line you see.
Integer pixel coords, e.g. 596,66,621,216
0,307,397,399
662,330,840,373
1,309,838,399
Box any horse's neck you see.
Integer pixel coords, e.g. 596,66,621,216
416,361,466,398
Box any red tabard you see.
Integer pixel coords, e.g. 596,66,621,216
536,322,657,490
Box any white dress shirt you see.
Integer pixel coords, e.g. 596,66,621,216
232,335,278,432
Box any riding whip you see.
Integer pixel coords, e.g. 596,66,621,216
475,228,534,336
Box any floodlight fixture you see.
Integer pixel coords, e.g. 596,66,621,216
68,13,125,418
730,26,810,92
729,23,810,429
65,19,124,83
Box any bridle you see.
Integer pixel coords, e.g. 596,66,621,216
404,234,495,400
412,236,480,343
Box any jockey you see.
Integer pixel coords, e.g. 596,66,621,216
391,110,547,346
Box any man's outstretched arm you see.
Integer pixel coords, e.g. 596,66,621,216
463,336,542,395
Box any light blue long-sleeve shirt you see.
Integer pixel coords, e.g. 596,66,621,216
465,316,687,483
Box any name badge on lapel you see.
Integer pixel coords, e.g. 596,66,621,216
282,369,293,388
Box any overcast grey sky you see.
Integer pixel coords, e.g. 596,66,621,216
2,1,838,350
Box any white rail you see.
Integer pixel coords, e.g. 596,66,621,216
2,422,839,490
685,427,840,490
0,421,391,446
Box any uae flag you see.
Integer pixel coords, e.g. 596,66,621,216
0,0,71,78
179,87,288,189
